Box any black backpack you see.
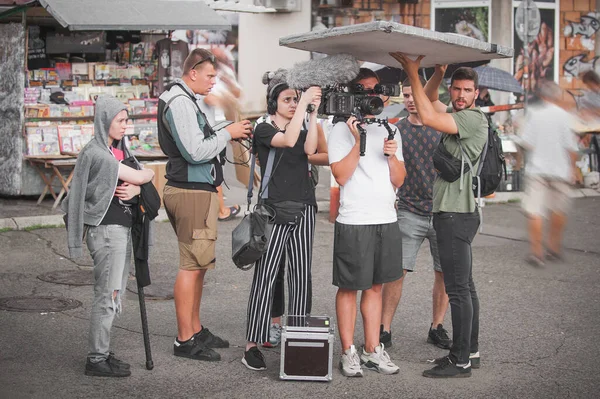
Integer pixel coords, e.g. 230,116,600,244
459,114,506,198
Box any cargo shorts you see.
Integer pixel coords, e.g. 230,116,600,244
163,185,218,271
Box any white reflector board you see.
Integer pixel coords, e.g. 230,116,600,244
280,21,513,68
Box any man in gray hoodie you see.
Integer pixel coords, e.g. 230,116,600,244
63,95,155,377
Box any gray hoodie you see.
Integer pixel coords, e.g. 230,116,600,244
61,96,127,258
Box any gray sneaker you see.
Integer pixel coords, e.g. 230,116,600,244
339,345,363,377
262,323,282,348
360,343,400,375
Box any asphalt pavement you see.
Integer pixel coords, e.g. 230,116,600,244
1,191,599,398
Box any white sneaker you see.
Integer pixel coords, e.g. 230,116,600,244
360,343,400,375
262,323,281,348
339,345,363,377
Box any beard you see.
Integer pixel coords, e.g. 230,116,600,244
452,97,474,111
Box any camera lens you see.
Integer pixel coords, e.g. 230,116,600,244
358,96,384,115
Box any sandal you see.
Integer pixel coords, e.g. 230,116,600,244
218,205,240,222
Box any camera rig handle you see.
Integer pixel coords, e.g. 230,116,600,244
362,118,396,157
381,120,395,157
353,109,368,157
358,124,367,156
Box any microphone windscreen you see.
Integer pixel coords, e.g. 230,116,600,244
287,53,361,89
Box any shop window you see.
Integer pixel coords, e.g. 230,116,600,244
431,0,491,42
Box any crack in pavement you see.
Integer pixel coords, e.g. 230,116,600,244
25,230,90,269
480,232,600,257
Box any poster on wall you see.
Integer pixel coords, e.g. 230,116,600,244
435,7,489,42
513,7,555,97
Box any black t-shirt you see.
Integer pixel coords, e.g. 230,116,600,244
253,122,316,206
100,197,134,227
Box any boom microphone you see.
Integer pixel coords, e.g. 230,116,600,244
287,53,361,90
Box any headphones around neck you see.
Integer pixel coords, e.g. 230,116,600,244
267,82,285,115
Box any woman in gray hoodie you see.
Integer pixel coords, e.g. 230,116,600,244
62,95,155,377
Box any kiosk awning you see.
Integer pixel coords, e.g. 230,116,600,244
38,0,232,31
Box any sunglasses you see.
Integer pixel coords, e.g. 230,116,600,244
192,54,216,70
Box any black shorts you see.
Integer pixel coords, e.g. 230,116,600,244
332,222,403,290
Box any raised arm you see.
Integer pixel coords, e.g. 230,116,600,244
303,91,321,155
390,53,459,134
270,87,321,149
424,64,449,113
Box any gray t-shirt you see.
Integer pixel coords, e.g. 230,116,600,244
433,108,488,213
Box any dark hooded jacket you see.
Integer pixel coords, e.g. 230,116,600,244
61,96,127,258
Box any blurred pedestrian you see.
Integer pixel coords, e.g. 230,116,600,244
205,47,244,221
520,81,579,266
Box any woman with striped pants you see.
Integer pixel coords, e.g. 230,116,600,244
242,72,321,371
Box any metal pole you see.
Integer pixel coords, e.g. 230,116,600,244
137,284,154,370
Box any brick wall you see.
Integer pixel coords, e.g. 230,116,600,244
558,0,597,101
316,0,431,29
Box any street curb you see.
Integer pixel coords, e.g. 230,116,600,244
0,218,18,231
12,215,65,230
0,201,332,231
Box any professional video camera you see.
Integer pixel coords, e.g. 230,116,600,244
318,83,400,118
286,53,401,156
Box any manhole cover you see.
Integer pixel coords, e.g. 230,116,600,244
126,274,215,300
0,296,82,312
37,270,92,286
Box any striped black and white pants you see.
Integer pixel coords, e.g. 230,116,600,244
246,204,316,343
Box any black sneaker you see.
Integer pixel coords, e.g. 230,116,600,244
427,324,452,349
427,353,480,368
379,324,392,348
423,355,471,378
107,352,130,370
242,346,267,371
173,336,221,361
195,327,230,348
85,359,131,377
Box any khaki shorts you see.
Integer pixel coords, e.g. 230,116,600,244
523,175,572,217
163,185,218,271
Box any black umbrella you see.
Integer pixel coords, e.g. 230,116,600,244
473,65,524,94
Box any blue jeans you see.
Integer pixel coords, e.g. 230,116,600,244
86,225,132,363
433,211,480,364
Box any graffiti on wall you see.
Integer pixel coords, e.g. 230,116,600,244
563,53,600,77
564,12,600,51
